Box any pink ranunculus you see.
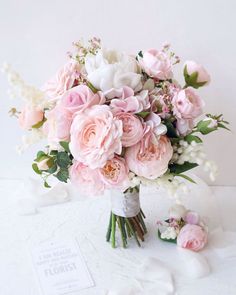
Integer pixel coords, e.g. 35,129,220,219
172,87,205,120
184,61,211,85
60,85,105,114
43,105,72,148
18,105,44,130
125,133,173,179
42,62,80,101
111,90,150,114
177,224,208,252
184,211,200,225
69,161,105,195
104,86,134,99
139,49,173,80
69,105,123,169
99,156,130,190
115,112,144,147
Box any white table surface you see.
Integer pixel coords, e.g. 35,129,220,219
0,177,236,295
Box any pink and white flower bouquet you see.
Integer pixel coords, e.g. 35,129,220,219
4,38,229,248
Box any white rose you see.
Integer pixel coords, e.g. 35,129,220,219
85,49,142,92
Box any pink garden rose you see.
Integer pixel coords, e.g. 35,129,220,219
115,112,143,147
69,161,105,195
138,49,173,80
99,156,130,190
110,90,150,114
19,105,44,130
104,86,134,100
42,62,80,100
184,61,211,85
125,133,173,179
172,87,204,120
60,85,105,114
69,105,123,169
43,105,72,148
177,224,208,252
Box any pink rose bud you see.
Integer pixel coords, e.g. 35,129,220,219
18,105,44,130
177,224,208,252
184,211,200,225
184,61,211,88
36,158,50,171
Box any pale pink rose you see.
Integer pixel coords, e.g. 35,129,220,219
146,113,167,136
43,105,72,148
172,87,204,120
184,61,211,85
184,211,200,225
125,134,173,179
177,224,208,252
69,161,105,195
139,49,173,80
60,85,105,114
18,105,44,130
111,90,150,114
115,112,143,147
69,105,123,169
99,156,130,190
42,62,80,100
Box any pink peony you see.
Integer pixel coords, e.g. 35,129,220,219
18,105,44,130
177,224,208,252
69,161,105,195
125,133,173,179
60,85,105,114
99,156,130,190
184,61,211,85
139,49,173,80
115,112,143,147
69,105,123,169
172,87,204,120
43,105,72,148
42,62,80,100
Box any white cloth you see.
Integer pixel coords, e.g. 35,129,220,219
107,257,175,295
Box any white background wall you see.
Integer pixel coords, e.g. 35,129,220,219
0,0,235,185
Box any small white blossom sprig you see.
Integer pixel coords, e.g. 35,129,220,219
1,63,47,110
157,204,208,252
68,37,101,64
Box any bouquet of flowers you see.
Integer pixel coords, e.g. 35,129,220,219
4,38,229,248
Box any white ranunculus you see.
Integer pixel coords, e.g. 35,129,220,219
85,49,142,92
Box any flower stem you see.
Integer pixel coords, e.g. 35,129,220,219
111,213,116,248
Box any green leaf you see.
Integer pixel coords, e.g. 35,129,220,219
46,164,57,174
138,50,143,58
55,168,69,183
44,181,51,188
50,150,58,156
32,117,46,129
183,66,207,89
164,119,178,138
197,120,217,135
169,162,198,174
218,123,230,131
174,173,196,184
59,141,70,153
136,111,150,119
32,163,42,175
184,134,202,144
56,152,71,168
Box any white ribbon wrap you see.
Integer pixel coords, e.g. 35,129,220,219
110,190,140,217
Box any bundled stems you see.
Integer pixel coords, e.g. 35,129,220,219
106,210,147,248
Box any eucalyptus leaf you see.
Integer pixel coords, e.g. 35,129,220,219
169,162,198,174
55,168,69,183
56,152,71,168
59,141,70,153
